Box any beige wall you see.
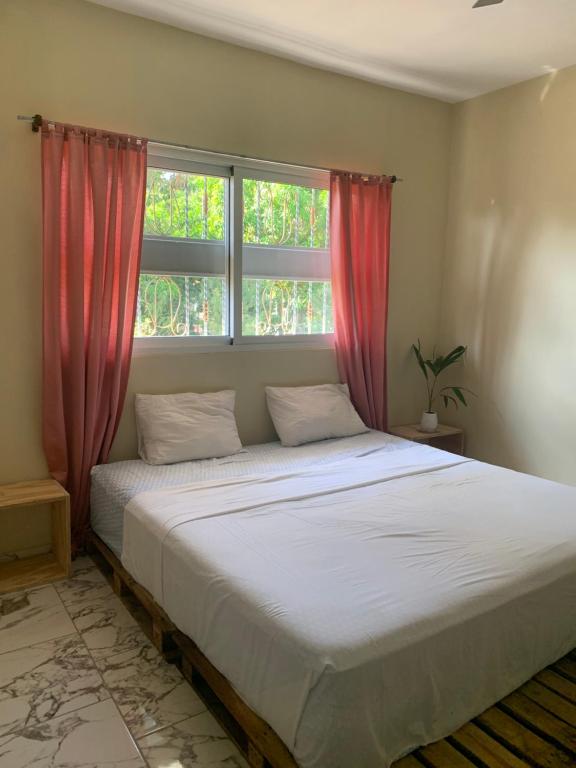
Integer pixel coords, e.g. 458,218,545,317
439,65,576,484
0,0,452,491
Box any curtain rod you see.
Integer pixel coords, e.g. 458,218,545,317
17,114,402,183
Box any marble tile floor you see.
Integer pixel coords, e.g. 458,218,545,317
0,557,248,768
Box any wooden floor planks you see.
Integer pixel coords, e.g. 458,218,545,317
395,651,576,768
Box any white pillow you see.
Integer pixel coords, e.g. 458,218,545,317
265,383,368,447
135,390,243,465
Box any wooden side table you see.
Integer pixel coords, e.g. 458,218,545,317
388,424,465,456
0,479,71,594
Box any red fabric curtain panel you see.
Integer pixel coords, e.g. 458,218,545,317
41,121,147,551
329,171,393,431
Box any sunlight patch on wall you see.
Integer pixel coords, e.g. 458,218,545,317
540,66,558,103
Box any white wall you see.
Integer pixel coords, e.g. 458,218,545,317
440,64,576,484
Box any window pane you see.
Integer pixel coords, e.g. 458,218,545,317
242,279,333,336
145,169,225,241
243,179,328,248
242,178,332,336
135,274,227,337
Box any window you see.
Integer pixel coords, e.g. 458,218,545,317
241,177,333,337
135,147,333,347
136,163,229,338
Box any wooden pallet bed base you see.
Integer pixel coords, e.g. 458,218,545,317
87,531,576,768
87,531,298,768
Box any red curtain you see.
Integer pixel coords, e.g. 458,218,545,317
330,172,393,431
41,121,147,551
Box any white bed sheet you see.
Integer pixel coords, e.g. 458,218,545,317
91,430,405,556
122,441,576,767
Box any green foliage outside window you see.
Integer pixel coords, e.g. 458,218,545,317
144,169,225,240
242,279,333,336
243,179,329,248
136,170,333,338
136,275,226,337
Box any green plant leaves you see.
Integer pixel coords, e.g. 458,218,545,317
451,386,467,406
412,342,467,378
442,394,458,409
439,345,466,369
428,346,466,376
412,341,473,410
440,386,469,408
411,340,429,381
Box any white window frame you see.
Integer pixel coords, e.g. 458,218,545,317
134,144,334,354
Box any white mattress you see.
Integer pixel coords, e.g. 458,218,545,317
122,440,576,767
90,431,406,556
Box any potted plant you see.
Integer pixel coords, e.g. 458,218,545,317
411,340,472,433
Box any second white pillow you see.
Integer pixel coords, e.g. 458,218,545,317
265,383,368,447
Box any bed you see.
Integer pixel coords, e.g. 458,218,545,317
91,431,576,768
91,430,405,557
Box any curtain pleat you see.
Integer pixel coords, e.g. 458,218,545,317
41,122,147,551
329,172,392,431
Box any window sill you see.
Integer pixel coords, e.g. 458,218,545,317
132,335,335,357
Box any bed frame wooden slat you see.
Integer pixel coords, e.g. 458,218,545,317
515,681,576,728
87,531,576,768
552,657,576,683
475,707,574,767
448,722,529,767
176,628,297,767
534,670,576,705
394,755,425,767
498,691,576,755
416,740,476,766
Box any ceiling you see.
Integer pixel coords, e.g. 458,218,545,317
88,0,576,102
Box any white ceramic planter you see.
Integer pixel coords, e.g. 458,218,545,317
420,411,439,433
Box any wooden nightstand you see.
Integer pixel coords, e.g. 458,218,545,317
389,424,465,456
0,479,71,594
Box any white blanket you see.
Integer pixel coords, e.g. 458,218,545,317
122,442,576,767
